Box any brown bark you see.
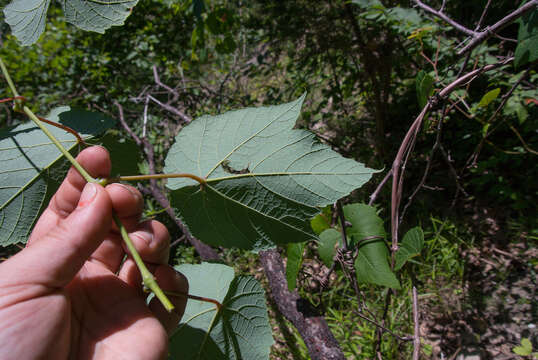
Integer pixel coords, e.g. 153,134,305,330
260,249,345,360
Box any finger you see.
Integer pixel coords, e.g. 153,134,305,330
28,146,111,245
88,183,144,272
149,266,189,334
0,183,113,288
48,146,111,218
117,258,144,293
87,233,124,274
116,258,158,292
106,183,144,232
123,220,170,265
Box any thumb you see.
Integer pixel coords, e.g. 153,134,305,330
1,183,113,288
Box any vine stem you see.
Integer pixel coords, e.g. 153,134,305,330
24,108,93,180
164,290,222,310
0,56,174,312
115,214,174,312
108,173,206,185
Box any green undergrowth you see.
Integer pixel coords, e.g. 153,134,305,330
163,213,474,359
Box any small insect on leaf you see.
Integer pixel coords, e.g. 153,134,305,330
221,159,250,174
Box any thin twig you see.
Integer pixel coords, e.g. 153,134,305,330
368,169,393,206
475,0,492,31
467,67,531,166
438,58,512,99
352,310,413,342
150,65,193,123
508,124,538,155
153,65,179,102
414,0,478,37
375,289,393,354
412,286,421,360
114,101,142,145
400,106,445,223
458,0,538,55
0,95,25,103
170,235,186,248
439,144,468,197
147,94,192,123
391,105,429,258
142,95,149,139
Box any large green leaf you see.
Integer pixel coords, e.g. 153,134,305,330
416,70,435,109
90,131,143,177
285,241,306,291
310,205,331,235
514,6,538,68
344,203,385,248
3,0,138,46
477,88,501,108
394,227,424,271
170,263,273,360
61,0,139,33
165,94,378,251
344,204,400,289
318,228,339,267
0,107,115,246
3,0,51,46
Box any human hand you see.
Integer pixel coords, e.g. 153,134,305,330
0,146,188,360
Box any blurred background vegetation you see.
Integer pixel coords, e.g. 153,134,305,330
1,0,536,358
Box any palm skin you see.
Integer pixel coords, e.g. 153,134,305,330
0,146,188,360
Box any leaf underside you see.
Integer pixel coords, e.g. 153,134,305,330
3,0,138,46
3,0,51,46
170,263,273,360
0,107,115,246
165,94,378,251
61,0,139,33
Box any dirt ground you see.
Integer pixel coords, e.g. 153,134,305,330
422,224,537,360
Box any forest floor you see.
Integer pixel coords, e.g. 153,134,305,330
421,214,537,360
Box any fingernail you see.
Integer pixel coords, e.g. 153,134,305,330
77,183,97,208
